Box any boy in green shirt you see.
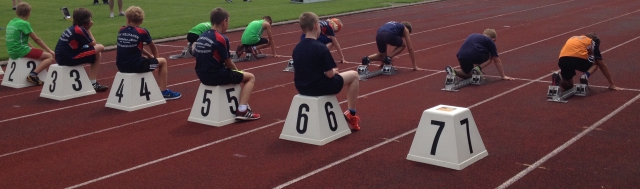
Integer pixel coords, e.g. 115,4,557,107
174,22,211,59
235,16,279,59
5,2,56,85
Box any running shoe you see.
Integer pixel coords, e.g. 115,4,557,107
119,11,125,16
343,110,361,131
236,108,260,120
361,56,370,65
551,72,562,86
445,65,455,76
92,82,109,92
235,45,245,58
26,75,44,86
93,0,99,5
227,0,232,2
579,73,589,85
109,12,114,18
471,66,483,77
13,6,17,10
103,0,109,4
383,56,392,65
162,89,182,100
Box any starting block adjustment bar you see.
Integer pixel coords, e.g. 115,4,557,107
547,84,588,103
442,74,484,92
357,65,396,81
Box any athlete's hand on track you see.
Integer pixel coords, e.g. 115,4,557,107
609,85,622,90
502,76,515,80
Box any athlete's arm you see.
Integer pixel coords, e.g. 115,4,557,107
85,21,98,47
263,22,278,57
225,58,238,70
329,36,346,63
595,59,621,90
403,28,420,71
492,57,514,80
29,32,54,55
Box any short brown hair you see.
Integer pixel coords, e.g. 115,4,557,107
585,33,600,45
73,8,92,26
401,21,412,34
125,6,145,24
263,16,272,24
210,7,229,25
483,29,497,39
16,2,31,17
299,12,319,33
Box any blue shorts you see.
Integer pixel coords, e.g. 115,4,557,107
57,46,97,66
376,31,403,53
296,75,344,96
301,34,332,45
118,57,159,73
197,68,244,86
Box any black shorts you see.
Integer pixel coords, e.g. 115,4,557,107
197,69,244,86
187,33,200,43
558,56,592,80
243,38,269,47
458,54,490,74
296,75,344,96
376,31,403,53
118,57,159,73
58,47,97,66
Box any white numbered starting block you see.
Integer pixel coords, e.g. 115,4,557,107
547,84,588,103
407,105,488,170
105,72,166,111
1,58,47,88
232,52,266,63
442,73,484,92
283,59,295,72
280,94,351,145
0,65,4,75
357,64,397,81
188,83,241,126
40,64,96,100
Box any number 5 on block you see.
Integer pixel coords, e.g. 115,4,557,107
407,105,488,170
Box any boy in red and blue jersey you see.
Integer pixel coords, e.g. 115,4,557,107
362,21,420,71
195,7,260,120
54,8,108,92
116,6,181,100
300,18,347,63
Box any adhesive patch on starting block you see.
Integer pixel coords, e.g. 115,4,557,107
105,72,166,111
407,105,488,170
280,94,351,146
188,83,241,127
40,64,96,100
1,58,47,88
283,59,295,72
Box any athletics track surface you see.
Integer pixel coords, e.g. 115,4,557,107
1,0,640,188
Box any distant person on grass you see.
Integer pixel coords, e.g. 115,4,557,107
235,16,279,59
293,12,361,131
362,21,420,71
108,0,125,18
300,18,348,63
551,33,621,92
5,2,56,85
116,6,182,100
54,8,109,92
194,7,260,120
12,0,21,10
445,29,514,81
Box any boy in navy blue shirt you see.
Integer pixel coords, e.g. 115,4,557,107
362,21,420,71
54,8,108,92
445,29,513,80
116,6,181,100
293,12,361,130
194,7,260,120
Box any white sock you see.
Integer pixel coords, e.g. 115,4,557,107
238,105,248,112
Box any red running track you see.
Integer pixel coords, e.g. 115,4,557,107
1,0,640,188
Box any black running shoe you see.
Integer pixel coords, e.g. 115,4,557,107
27,75,44,86
383,56,392,65
361,56,370,65
93,0,99,5
103,0,109,4
551,72,562,86
579,73,589,85
445,65,455,76
93,83,109,92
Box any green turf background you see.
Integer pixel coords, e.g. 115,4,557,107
1,0,427,60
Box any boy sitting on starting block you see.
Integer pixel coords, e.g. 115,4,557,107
551,33,621,92
445,29,514,81
362,21,420,71
235,16,279,59
293,12,361,130
300,18,347,63
194,8,260,120
54,8,108,92
116,6,181,100
5,2,56,85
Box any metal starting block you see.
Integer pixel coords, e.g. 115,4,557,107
232,53,266,63
358,64,397,81
547,84,588,103
283,59,295,72
442,74,484,92
169,47,193,60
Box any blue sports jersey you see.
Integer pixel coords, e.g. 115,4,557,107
54,25,93,62
319,20,335,37
293,38,337,88
116,26,153,69
456,33,499,60
194,29,230,74
377,21,405,36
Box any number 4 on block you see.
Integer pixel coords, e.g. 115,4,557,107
407,105,488,170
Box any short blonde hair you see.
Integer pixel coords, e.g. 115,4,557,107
299,12,319,33
483,29,497,39
125,6,145,24
16,2,31,17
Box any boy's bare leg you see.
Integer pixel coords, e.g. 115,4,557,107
33,52,55,73
89,44,105,80
367,53,386,62
561,78,573,91
339,70,359,110
387,45,406,58
157,58,168,91
239,72,255,105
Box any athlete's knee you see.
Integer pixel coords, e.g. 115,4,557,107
41,52,53,60
94,44,105,52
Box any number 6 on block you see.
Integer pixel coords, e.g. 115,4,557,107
407,105,488,170
280,94,352,146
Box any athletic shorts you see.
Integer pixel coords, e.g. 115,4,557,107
24,48,44,59
58,47,97,66
301,34,332,45
558,56,592,80
375,31,403,53
197,69,244,86
458,54,490,74
296,75,344,96
243,38,269,47
187,33,200,43
118,57,159,73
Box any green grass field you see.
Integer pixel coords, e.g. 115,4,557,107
1,0,426,60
